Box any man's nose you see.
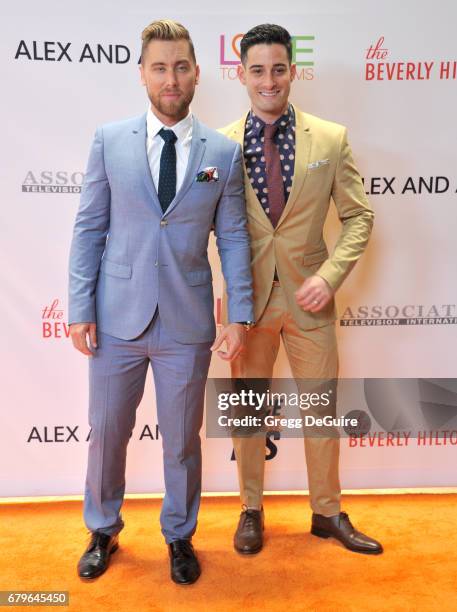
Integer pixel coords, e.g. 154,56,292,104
164,69,178,87
262,73,276,89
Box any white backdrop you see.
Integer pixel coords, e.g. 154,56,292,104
1,0,456,497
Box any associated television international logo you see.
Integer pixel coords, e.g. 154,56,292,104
365,36,457,81
340,304,457,326
219,33,315,80
22,170,84,194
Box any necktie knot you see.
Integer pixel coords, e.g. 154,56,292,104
159,128,177,144
263,124,279,140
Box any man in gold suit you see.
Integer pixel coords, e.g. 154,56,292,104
220,23,383,556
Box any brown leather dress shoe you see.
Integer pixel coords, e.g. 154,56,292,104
169,540,201,585
311,511,383,554
234,507,264,554
77,532,119,579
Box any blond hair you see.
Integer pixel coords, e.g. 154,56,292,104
141,19,196,63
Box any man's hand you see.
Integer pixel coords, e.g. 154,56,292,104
69,323,98,356
211,323,247,361
295,275,334,313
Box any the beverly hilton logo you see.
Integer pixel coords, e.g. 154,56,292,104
22,170,84,194
341,304,457,326
42,299,70,338
219,33,315,80
365,36,456,81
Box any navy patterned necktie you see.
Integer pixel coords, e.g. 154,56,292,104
158,128,177,213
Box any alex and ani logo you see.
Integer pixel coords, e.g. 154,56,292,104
365,36,457,81
219,34,315,80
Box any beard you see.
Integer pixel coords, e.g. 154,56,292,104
149,88,194,121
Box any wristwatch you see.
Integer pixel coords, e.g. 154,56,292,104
236,321,255,332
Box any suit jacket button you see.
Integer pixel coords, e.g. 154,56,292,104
160,220,168,227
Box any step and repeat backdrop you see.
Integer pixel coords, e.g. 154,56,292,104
1,0,456,496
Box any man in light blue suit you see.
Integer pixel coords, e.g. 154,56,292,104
68,19,254,585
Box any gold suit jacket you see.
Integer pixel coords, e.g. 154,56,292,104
219,104,374,330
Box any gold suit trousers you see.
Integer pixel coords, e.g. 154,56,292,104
231,283,341,516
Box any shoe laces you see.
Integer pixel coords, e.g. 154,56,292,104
339,511,354,529
87,531,111,552
172,540,194,558
241,506,261,528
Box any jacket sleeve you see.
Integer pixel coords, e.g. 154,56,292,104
214,143,254,323
316,127,374,291
68,127,110,324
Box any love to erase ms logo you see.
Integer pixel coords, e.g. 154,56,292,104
219,33,315,80
365,36,457,81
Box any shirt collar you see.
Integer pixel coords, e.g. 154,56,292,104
146,106,193,142
246,103,294,138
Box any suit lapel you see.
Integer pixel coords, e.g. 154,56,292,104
132,113,162,214
229,113,273,231
276,104,311,228
164,116,206,217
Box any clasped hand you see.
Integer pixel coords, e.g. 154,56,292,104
295,275,334,313
210,323,247,361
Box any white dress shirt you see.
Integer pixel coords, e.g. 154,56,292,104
146,107,193,194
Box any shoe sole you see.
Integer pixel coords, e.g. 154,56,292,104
78,543,119,580
234,541,263,555
310,528,383,554
171,573,201,586
235,546,263,555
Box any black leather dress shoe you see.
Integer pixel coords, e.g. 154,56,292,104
77,532,119,579
169,540,201,585
311,511,383,554
234,507,264,554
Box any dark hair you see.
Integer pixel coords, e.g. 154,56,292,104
240,24,292,65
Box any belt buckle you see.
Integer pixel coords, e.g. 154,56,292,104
272,280,281,287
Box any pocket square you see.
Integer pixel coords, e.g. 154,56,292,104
196,166,219,182
308,159,330,170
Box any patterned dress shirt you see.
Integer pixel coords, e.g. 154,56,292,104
243,104,296,219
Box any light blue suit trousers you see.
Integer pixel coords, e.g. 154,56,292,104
84,310,211,543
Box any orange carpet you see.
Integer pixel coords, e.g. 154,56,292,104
1,494,456,611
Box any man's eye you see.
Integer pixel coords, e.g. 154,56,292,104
177,65,189,72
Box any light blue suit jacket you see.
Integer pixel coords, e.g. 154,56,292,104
68,113,254,343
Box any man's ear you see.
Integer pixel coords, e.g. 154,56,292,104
139,63,146,86
290,63,297,81
237,63,247,85
195,63,200,85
